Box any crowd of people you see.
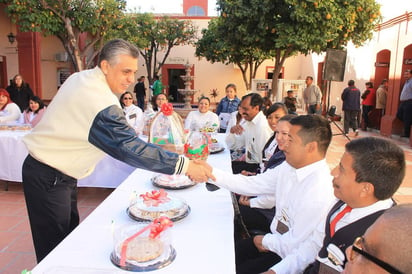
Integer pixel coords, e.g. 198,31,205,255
0,75,47,127
3,39,411,273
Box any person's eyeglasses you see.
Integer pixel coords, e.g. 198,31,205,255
123,97,133,100
349,236,402,274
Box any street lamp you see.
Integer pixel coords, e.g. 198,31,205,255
7,32,16,44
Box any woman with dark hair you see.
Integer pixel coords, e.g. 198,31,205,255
262,96,273,115
184,96,220,131
361,81,376,131
23,96,47,127
151,93,168,112
260,102,288,171
6,74,34,111
0,88,22,124
120,91,144,135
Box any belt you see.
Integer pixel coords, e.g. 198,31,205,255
400,99,412,103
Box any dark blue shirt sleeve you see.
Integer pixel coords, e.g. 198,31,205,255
88,105,179,175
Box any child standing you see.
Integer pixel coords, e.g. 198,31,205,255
216,83,241,133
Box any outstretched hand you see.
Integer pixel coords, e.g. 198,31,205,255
185,159,215,183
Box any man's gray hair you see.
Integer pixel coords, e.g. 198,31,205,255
98,39,139,67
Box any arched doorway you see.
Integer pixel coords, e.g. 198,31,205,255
371,50,391,129
374,49,391,88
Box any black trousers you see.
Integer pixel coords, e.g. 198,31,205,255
397,100,412,137
239,204,272,234
236,237,282,274
361,105,374,129
22,155,79,262
231,161,260,174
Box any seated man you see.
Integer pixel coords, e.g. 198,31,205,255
226,93,272,174
343,204,412,274
208,115,336,274
304,136,405,273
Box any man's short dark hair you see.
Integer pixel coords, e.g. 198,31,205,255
348,80,355,86
345,137,405,200
241,93,263,110
289,115,332,156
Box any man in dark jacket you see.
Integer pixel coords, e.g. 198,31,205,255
341,80,361,135
133,76,146,110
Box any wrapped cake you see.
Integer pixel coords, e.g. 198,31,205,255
148,103,186,154
111,217,176,271
151,174,195,190
127,189,190,222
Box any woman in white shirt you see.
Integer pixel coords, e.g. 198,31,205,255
120,91,144,135
0,88,22,124
22,96,47,127
184,96,220,131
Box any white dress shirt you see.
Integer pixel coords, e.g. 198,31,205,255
123,104,144,135
184,110,220,131
225,111,272,164
212,159,335,274
0,102,21,124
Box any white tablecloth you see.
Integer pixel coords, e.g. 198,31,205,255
31,137,235,274
0,130,135,187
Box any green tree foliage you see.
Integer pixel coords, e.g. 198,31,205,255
213,0,381,97
110,13,197,84
2,0,126,71
195,17,274,90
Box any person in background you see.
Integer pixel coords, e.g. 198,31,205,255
376,79,388,113
151,93,168,112
206,115,335,274
343,204,412,274
216,83,241,133
304,137,405,273
396,69,412,138
262,96,273,115
303,76,322,114
22,96,47,127
0,88,22,124
361,81,376,131
341,80,361,136
284,90,297,114
226,93,272,174
21,39,213,263
375,79,388,128
133,76,146,111
152,75,163,96
184,96,220,131
6,74,34,112
120,91,144,135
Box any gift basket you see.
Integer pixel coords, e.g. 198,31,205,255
148,103,185,154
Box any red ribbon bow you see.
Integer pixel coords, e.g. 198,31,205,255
161,103,174,116
149,216,174,239
119,217,174,266
140,189,170,207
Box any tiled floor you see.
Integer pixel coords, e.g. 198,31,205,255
0,184,113,274
0,125,411,273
